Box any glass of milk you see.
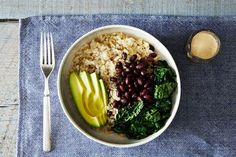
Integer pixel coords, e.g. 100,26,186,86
186,29,221,62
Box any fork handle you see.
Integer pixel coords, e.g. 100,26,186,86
43,95,51,152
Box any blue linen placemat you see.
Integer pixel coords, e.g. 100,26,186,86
18,15,236,157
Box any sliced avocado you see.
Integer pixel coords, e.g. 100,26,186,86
76,72,97,116
90,73,108,126
69,71,108,128
97,114,106,126
79,71,100,116
90,73,105,112
99,79,108,111
99,79,108,125
69,72,100,127
100,113,107,126
79,71,95,93
90,73,101,95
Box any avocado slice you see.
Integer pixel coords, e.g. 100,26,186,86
99,79,108,109
96,79,108,125
101,113,107,126
90,73,105,112
79,71,100,116
74,73,95,116
97,113,107,126
69,72,100,127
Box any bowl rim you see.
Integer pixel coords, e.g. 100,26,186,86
57,25,181,148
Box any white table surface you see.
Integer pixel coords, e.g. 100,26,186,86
0,1,236,156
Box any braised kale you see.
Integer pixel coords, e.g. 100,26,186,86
115,101,144,124
112,101,144,134
154,60,176,85
154,60,177,99
113,104,162,139
154,82,177,99
112,60,177,139
127,106,161,139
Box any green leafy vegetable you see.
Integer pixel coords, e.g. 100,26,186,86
112,60,178,139
154,60,176,85
156,60,168,67
127,121,148,139
155,98,172,112
154,82,177,99
113,105,162,139
115,101,144,124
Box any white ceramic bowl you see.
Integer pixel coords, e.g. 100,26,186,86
58,25,181,148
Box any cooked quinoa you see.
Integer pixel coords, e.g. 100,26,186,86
72,32,160,124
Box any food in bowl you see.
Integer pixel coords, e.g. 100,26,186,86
69,32,177,139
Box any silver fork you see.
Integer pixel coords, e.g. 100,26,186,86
40,32,55,152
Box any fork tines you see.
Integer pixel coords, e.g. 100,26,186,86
40,32,55,66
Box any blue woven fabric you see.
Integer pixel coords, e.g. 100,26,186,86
18,15,236,157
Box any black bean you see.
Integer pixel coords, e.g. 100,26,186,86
134,69,140,75
129,84,135,89
143,94,152,101
140,58,145,62
145,89,151,95
115,67,122,74
122,52,127,60
139,91,144,97
147,87,152,92
134,81,139,88
110,77,117,82
117,61,122,67
126,73,132,77
130,54,137,62
144,82,151,88
126,68,131,72
116,90,121,97
125,77,131,85
128,84,132,88
116,62,122,68
119,84,125,92
131,93,137,99
136,96,142,101
143,62,148,67
128,87,134,93
142,76,146,82
121,71,127,77
137,78,143,85
129,63,135,69
136,63,145,69
146,56,154,62
150,75,154,80
113,100,121,108
132,93,138,99
125,63,131,68
140,69,146,75
121,98,128,104
140,89,148,96
149,44,155,51
120,81,126,86
106,111,112,117
149,52,157,58
125,92,131,99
